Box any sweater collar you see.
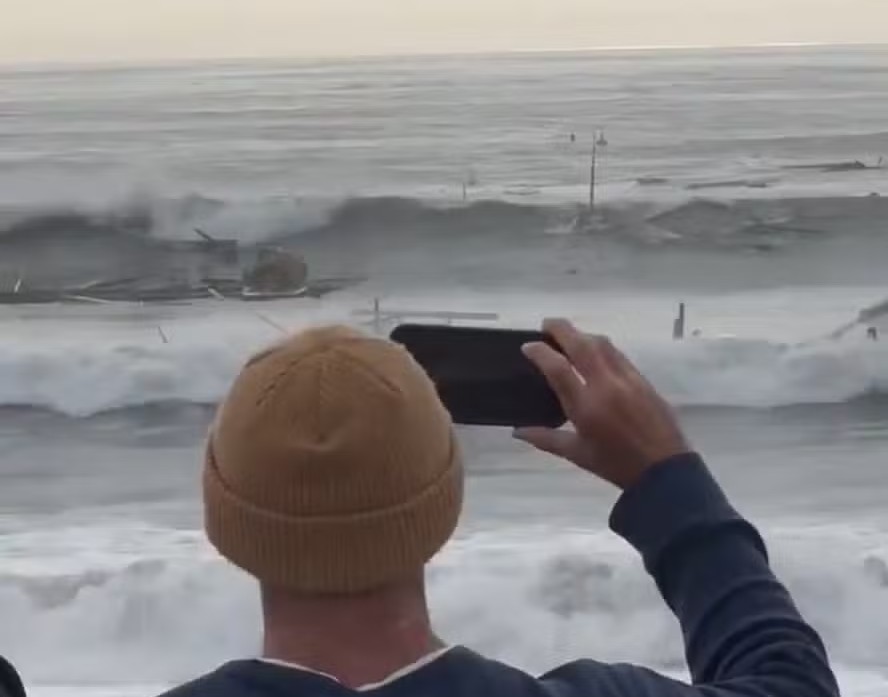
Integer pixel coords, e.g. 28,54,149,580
256,646,455,691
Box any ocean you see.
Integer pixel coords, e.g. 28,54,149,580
1,44,888,696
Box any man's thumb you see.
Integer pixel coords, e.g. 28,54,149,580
513,427,577,459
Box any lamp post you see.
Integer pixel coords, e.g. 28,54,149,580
589,128,609,214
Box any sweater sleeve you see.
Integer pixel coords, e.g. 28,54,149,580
542,453,840,697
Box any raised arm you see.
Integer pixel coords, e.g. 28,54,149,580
517,319,840,697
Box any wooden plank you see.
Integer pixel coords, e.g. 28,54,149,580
60,294,116,305
860,298,888,323
352,309,499,321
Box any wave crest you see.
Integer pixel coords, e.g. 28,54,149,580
0,330,886,416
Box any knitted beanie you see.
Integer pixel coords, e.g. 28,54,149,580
203,325,463,594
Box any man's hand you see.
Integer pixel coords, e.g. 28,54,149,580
515,318,690,490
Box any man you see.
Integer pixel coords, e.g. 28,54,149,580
0,657,25,697
163,319,839,697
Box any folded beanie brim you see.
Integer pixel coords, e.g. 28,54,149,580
203,436,464,594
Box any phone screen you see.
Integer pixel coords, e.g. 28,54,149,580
390,324,567,428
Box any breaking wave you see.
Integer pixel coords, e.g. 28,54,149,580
4,191,888,299
2,191,888,254
0,329,886,417
0,522,885,687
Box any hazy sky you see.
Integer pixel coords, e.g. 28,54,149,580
0,0,886,64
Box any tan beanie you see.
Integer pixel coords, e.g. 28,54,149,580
203,325,463,594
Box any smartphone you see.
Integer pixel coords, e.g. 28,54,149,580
390,323,567,428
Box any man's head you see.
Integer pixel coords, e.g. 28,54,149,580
203,325,463,595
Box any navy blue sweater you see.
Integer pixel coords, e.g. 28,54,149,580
0,656,25,697
161,454,840,697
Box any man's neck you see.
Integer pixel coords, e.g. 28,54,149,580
261,581,444,689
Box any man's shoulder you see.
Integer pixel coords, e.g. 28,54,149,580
157,662,258,697
157,671,222,697
0,657,26,697
156,660,336,697
539,658,665,696
435,648,636,697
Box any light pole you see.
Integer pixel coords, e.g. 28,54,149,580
589,129,609,214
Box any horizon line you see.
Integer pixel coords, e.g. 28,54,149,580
0,39,885,72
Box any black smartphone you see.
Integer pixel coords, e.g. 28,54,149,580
390,323,567,428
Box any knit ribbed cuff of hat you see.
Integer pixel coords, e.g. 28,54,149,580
203,436,464,594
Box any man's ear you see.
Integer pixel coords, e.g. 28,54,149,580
0,656,25,697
